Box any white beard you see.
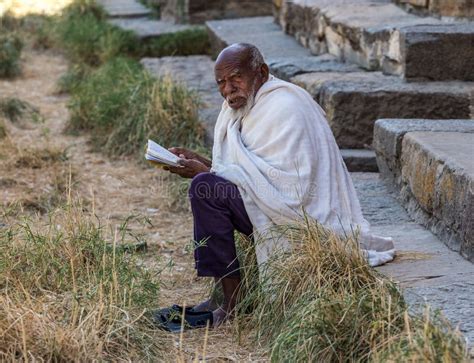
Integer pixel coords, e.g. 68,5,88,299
227,88,256,120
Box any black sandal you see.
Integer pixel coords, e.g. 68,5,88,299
152,306,213,332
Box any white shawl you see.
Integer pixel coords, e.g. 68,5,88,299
211,76,395,267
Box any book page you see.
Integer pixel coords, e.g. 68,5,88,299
145,140,181,167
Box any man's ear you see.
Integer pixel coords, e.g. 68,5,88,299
261,63,270,80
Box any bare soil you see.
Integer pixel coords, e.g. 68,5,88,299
0,49,266,361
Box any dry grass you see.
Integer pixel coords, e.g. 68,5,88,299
0,200,164,361
67,57,205,157
235,218,469,362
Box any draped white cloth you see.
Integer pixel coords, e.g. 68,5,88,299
210,76,395,267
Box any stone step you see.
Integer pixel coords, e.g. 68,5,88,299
291,71,473,148
206,16,361,81
161,0,273,24
373,119,474,262
141,55,377,171
275,0,473,81
109,17,196,39
341,149,378,172
352,172,474,351
97,0,151,18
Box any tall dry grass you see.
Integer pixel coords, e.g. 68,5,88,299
67,57,205,157
235,217,469,362
0,198,164,360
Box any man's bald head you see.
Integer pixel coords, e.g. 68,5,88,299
214,43,269,111
215,43,265,72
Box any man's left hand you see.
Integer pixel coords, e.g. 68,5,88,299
165,155,210,179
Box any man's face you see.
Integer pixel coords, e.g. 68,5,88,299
215,61,257,110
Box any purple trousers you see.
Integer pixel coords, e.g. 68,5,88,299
188,172,253,278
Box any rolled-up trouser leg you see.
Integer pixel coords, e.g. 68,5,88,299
188,172,253,278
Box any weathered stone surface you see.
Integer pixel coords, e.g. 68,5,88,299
207,16,315,60
352,172,474,348
374,118,474,186
97,0,151,18
268,54,361,81
399,132,474,261
340,149,378,172
383,23,474,81
373,119,474,261
162,0,272,24
429,0,474,18
206,16,361,80
109,18,195,39
275,0,470,76
292,72,474,148
393,0,474,18
141,56,221,141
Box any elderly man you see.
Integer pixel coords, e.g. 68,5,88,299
159,43,394,329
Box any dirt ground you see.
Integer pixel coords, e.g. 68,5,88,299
0,49,266,361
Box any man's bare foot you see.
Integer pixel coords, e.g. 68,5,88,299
212,306,228,327
191,299,219,312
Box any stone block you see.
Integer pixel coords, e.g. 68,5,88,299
400,132,474,261
429,0,474,18
97,0,151,18
109,18,195,39
162,0,272,24
373,118,474,186
383,23,474,81
292,71,473,148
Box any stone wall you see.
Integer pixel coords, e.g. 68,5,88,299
393,0,474,18
161,0,272,24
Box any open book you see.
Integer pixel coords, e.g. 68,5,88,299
145,139,181,167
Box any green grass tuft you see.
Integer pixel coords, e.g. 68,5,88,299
0,34,23,78
144,27,210,57
54,0,139,66
56,64,91,94
67,57,204,156
0,98,43,124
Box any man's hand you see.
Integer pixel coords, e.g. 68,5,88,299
165,155,210,179
168,147,198,161
168,147,212,168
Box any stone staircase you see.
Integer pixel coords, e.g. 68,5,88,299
97,0,196,40
275,0,474,80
